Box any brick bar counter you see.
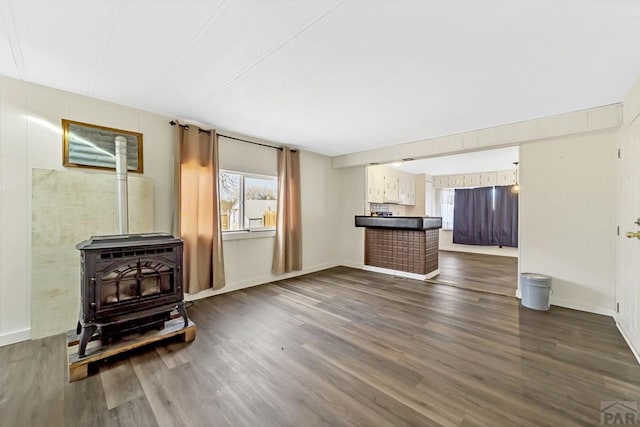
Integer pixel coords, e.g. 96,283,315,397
355,216,443,280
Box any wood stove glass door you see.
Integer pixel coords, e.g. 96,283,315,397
97,257,175,309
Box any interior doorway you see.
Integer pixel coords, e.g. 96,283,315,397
394,146,520,296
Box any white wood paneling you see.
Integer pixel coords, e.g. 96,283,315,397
334,104,623,168
0,77,29,336
520,130,617,315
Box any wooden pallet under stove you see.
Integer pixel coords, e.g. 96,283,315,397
67,316,196,382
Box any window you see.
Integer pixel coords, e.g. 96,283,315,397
440,188,455,230
219,171,278,232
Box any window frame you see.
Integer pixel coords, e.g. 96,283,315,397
219,169,278,233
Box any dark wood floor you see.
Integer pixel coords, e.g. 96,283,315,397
428,251,518,296
1,266,639,426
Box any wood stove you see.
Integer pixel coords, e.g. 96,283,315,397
76,233,187,357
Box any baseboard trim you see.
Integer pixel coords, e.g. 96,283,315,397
342,261,364,270
342,262,438,281
0,328,31,347
616,321,640,365
185,262,340,302
549,297,616,317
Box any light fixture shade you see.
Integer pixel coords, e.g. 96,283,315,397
512,161,519,194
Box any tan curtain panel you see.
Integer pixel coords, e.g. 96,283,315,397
172,124,225,293
272,147,302,274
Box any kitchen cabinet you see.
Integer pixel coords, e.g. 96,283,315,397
408,176,416,205
435,170,514,189
496,170,517,186
367,168,384,203
463,173,481,187
399,173,409,204
396,172,416,206
449,175,465,187
434,176,450,189
480,172,497,187
383,169,400,203
367,165,416,205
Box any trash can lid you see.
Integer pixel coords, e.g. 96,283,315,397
521,273,552,282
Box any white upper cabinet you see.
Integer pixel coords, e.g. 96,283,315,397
367,168,384,203
367,165,416,205
463,173,481,187
496,170,517,186
408,175,416,205
480,172,497,187
449,175,465,187
434,169,515,189
398,172,408,204
383,169,400,203
399,174,416,206
434,176,450,189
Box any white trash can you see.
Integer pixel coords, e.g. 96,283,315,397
521,273,552,311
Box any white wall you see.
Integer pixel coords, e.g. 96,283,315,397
0,76,175,345
0,76,343,345
191,149,342,300
520,130,617,315
338,166,366,267
439,230,518,257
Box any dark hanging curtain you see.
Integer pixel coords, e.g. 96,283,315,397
453,187,494,245
493,185,519,247
453,185,519,247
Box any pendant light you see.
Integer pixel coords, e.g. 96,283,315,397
511,162,520,194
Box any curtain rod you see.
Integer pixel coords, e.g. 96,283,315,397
169,121,296,152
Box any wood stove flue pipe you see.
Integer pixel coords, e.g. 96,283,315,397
115,136,129,234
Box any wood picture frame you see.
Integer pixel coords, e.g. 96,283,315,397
62,119,144,173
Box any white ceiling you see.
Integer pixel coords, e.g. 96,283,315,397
1,1,639,156
391,146,519,176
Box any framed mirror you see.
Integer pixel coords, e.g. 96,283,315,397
62,119,144,173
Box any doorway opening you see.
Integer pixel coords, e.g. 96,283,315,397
390,146,520,297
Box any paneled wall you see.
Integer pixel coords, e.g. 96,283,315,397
520,130,617,315
0,76,343,346
334,104,622,168
0,76,175,345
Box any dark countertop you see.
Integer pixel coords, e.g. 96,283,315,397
354,216,443,230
